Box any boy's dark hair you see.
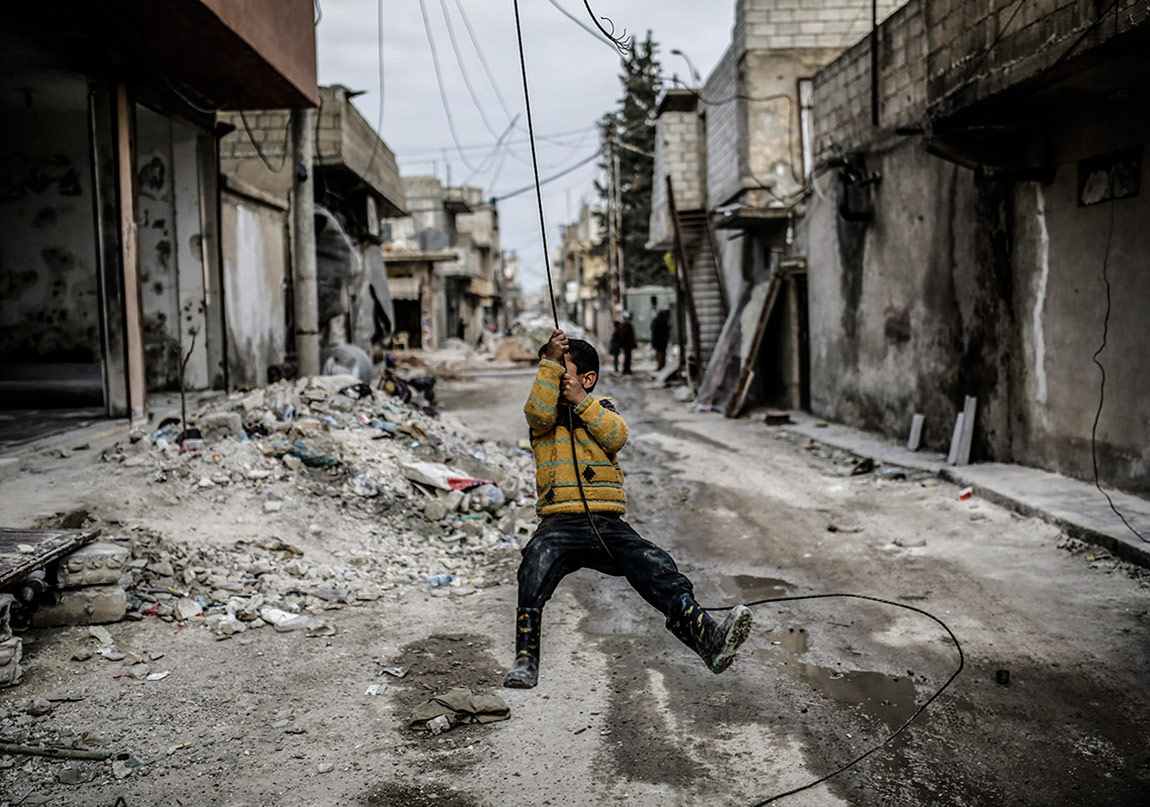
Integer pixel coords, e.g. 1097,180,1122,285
567,339,599,379
537,338,601,390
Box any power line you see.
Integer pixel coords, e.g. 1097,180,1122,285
437,0,503,140
396,124,600,156
451,0,516,121
545,0,622,53
361,0,387,180
490,150,602,203
416,0,488,175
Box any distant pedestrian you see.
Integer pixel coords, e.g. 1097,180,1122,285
650,308,671,370
612,313,636,375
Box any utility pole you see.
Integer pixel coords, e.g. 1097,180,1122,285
291,108,319,376
607,145,619,313
613,149,625,310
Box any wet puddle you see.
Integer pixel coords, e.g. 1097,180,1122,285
761,627,919,729
724,574,793,602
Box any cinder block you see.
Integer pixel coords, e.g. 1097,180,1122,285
56,542,132,588
33,586,127,627
0,636,22,687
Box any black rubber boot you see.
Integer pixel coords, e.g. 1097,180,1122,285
503,607,542,688
666,593,753,674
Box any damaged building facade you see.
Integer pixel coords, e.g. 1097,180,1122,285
217,84,407,386
649,0,902,403
0,0,317,429
797,0,1150,494
382,177,502,350
555,202,612,340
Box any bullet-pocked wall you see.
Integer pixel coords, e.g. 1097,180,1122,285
135,106,214,392
0,72,104,406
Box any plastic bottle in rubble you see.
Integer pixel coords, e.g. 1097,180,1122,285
423,573,454,588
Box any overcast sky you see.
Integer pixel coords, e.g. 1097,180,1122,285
316,0,737,295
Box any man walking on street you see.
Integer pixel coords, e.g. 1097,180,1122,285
650,308,671,371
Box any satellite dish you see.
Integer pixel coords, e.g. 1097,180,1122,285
417,228,450,252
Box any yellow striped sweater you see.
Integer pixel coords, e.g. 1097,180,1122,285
525,359,629,516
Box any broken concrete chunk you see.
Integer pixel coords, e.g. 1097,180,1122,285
24,697,53,716
33,586,128,627
56,542,132,587
0,593,13,639
258,607,295,626
173,598,202,621
274,615,310,633
199,412,244,440
88,626,114,646
0,637,23,687
423,500,447,522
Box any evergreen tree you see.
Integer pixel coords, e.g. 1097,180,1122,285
596,32,665,292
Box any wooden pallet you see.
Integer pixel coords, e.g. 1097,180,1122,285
0,528,100,588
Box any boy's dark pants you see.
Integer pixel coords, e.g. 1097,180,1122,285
518,514,693,614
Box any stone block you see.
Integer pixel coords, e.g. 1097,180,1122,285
56,542,132,588
33,586,127,627
0,593,13,639
0,636,22,687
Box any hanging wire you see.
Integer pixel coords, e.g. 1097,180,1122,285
581,0,632,54
237,102,291,174
546,0,623,52
417,0,490,175
437,0,504,140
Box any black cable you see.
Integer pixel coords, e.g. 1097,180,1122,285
489,151,602,203
514,0,616,563
515,11,963,804
237,101,290,174
581,0,632,54
705,592,965,805
1088,7,1147,544
417,0,489,175
546,0,623,53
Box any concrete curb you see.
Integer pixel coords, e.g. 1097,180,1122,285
778,414,1150,569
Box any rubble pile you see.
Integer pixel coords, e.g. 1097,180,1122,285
88,373,536,637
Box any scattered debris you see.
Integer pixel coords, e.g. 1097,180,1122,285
959,487,974,501
409,688,511,734
849,458,875,476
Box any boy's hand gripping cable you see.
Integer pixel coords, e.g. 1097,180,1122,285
512,3,964,803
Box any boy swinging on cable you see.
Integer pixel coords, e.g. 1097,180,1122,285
504,329,753,688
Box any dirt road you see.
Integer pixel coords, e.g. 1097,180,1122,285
2,370,1148,806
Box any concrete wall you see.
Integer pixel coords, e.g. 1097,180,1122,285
704,45,742,210
221,190,289,388
801,145,1017,453
813,0,926,150
801,0,1150,494
136,107,211,391
650,99,706,249
737,0,905,53
1012,155,1150,493
0,78,101,367
925,0,1148,117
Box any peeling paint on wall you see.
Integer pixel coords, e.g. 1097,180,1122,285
1031,184,1050,426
